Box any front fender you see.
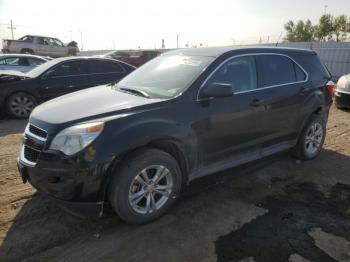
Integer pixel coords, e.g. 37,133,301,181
96,116,198,173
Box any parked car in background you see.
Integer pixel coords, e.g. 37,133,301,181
2,35,79,57
0,57,135,118
335,73,350,109
0,54,48,73
104,49,162,67
17,47,333,224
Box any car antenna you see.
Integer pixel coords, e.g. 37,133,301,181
275,32,283,47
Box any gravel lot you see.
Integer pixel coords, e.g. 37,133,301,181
0,106,349,262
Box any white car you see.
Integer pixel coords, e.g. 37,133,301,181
0,54,48,73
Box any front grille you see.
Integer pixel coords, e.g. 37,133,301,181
23,146,40,163
29,124,47,139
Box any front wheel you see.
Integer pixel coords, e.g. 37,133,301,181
291,115,326,160
108,148,182,224
6,92,37,118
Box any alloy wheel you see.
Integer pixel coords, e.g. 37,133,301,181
129,165,173,215
304,122,323,155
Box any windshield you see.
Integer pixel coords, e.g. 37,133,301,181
116,55,214,98
26,59,59,78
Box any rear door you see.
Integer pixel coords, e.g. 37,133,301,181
86,59,128,86
256,54,309,152
195,55,267,170
39,60,88,101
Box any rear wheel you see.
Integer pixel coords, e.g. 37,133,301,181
6,92,37,118
108,148,182,224
20,49,34,55
291,115,326,160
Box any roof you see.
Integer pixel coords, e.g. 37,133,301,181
0,54,48,60
51,56,125,62
41,56,135,68
164,46,315,57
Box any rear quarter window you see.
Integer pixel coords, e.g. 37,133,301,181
294,54,330,82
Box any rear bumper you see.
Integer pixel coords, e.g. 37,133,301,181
335,91,350,108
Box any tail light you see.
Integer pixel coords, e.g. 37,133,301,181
326,80,335,97
3,40,11,49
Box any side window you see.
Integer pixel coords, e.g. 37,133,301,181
40,37,50,45
90,60,125,73
52,38,64,47
27,58,46,67
294,63,307,81
51,61,88,77
206,56,257,93
0,57,28,66
5,58,20,65
259,55,298,87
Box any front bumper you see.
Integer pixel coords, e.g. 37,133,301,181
335,91,350,109
17,141,110,217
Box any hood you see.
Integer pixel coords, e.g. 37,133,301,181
0,70,30,83
0,70,29,77
30,84,163,126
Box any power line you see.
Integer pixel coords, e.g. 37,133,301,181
1,19,17,39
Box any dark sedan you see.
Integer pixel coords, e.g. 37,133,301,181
0,57,135,118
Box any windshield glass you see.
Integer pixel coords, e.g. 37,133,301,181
116,55,214,98
26,59,59,78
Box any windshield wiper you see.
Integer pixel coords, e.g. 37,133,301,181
119,87,150,98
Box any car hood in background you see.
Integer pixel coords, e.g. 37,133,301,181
30,84,164,126
0,70,29,77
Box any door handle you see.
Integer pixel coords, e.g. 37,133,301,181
250,98,264,107
68,85,75,88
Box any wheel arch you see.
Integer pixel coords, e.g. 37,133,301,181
20,48,34,54
106,138,190,187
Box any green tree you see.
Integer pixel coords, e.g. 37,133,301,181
284,19,314,42
314,14,334,41
333,15,349,41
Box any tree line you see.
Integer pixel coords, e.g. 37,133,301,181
284,14,350,42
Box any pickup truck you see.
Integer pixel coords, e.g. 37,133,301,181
2,35,79,58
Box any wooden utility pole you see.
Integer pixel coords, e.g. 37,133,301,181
7,19,16,39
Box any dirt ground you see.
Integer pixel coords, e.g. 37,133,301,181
0,106,349,262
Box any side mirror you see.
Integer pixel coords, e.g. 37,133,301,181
43,70,56,79
199,82,234,100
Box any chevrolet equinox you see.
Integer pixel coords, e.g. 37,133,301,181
18,47,334,224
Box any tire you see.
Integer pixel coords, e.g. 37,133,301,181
291,114,326,160
68,49,77,56
108,148,182,224
20,49,34,55
6,92,37,118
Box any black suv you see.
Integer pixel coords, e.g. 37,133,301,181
18,47,333,224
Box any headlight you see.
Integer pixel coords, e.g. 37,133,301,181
50,122,104,155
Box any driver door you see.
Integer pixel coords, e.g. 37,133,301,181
194,55,267,171
39,60,88,101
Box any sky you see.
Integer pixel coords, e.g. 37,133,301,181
0,0,349,51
